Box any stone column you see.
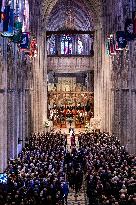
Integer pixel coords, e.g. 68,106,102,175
43,34,48,124
127,42,136,153
0,38,8,172
0,92,7,172
109,41,136,154
101,35,113,133
30,30,48,132
93,25,103,129
7,43,19,160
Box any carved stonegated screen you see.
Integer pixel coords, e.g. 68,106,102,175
58,77,76,92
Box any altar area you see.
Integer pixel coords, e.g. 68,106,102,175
47,75,94,129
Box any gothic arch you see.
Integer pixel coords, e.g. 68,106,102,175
41,0,103,30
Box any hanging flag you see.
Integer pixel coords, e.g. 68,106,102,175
20,32,30,50
29,37,38,58
0,0,2,23
109,34,116,55
12,20,22,43
115,31,127,50
0,2,5,32
14,20,22,30
1,12,6,21
106,38,110,55
3,5,10,32
1,9,14,37
125,18,134,41
133,11,136,37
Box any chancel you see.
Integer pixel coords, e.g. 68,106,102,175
0,0,136,204
47,73,94,128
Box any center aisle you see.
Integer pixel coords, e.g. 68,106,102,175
66,134,87,205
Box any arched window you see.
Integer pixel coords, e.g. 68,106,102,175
61,35,72,55
47,33,94,56
47,35,56,55
77,36,83,54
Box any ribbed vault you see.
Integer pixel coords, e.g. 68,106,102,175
41,0,102,30
47,0,94,31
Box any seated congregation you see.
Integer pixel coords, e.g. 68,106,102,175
0,131,135,205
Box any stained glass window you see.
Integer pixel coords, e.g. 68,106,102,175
48,35,56,55
77,36,83,54
47,33,94,56
61,40,65,54
61,35,72,55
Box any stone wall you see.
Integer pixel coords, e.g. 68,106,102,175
47,56,94,73
100,0,136,153
0,37,32,172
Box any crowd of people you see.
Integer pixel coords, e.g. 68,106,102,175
49,105,93,127
0,132,69,205
78,132,136,205
0,130,135,205
65,149,84,196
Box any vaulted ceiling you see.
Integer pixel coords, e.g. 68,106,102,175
47,0,94,31
40,0,102,30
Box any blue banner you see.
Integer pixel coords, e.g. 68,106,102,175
116,31,127,50
0,0,2,23
2,8,14,37
3,5,10,32
20,32,30,49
